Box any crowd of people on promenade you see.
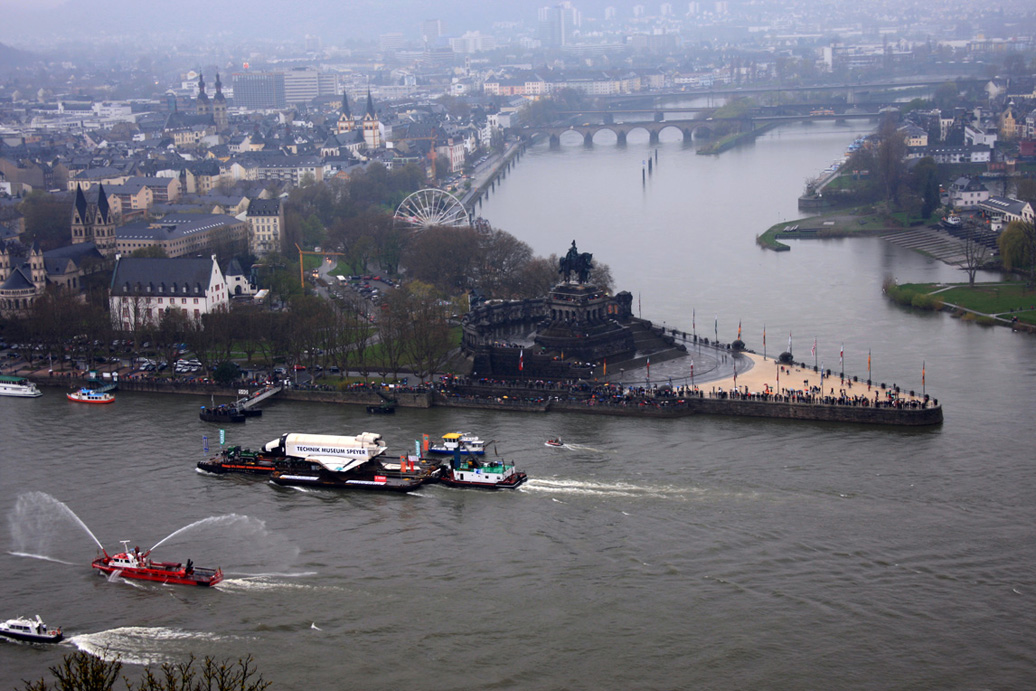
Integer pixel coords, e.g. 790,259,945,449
439,375,938,412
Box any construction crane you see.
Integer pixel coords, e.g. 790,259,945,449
295,243,350,289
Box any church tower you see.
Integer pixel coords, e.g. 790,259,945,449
336,91,354,134
28,240,46,293
70,184,117,257
362,88,380,149
196,72,211,116
213,72,228,131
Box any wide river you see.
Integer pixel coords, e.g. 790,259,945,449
3,121,1035,689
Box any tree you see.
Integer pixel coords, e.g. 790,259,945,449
874,115,907,206
911,157,940,219
131,245,168,258
19,190,73,251
22,651,269,691
401,225,481,293
959,222,992,286
397,281,455,383
998,220,1036,286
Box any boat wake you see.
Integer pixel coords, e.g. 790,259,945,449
215,575,338,594
70,626,234,666
555,443,609,453
525,478,688,499
8,551,76,565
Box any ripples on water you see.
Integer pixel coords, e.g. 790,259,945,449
4,125,1036,687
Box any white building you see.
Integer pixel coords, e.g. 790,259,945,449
109,255,229,331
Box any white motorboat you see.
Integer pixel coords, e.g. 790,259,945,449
0,375,42,398
0,614,62,643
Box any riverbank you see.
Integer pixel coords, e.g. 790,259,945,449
17,357,940,427
756,207,901,250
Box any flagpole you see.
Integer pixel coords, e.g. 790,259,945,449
922,360,926,397
763,324,766,360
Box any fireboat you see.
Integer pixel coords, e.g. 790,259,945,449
92,541,223,587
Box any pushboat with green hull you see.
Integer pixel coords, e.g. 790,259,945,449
437,449,528,490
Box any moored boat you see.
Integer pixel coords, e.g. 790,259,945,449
199,404,245,423
426,432,486,456
437,452,527,490
92,541,222,587
0,375,43,398
0,615,62,643
67,388,115,404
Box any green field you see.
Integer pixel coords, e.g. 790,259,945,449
903,282,1036,325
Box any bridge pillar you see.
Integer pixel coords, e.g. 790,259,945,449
616,130,627,146
549,134,561,149
648,129,660,145
583,131,594,147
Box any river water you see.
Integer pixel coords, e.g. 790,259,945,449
3,122,1036,689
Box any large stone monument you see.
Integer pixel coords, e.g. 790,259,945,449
461,241,648,378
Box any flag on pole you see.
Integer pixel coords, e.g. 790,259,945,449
763,325,766,347
922,361,925,386
840,343,844,369
692,309,696,333
646,357,650,378
733,359,737,387
788,332,793,353
603,359,607,376
737,320,742,340
518,349,524,371
811,338,816,358
714,316,718,342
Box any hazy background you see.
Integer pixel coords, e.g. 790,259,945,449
2,0,1029,47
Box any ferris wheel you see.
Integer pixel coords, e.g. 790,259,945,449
393,188,471,232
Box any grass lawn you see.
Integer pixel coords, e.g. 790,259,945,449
904,282,1036,324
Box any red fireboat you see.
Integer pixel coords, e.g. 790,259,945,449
92,541,223,587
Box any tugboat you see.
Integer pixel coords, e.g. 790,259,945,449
92,541,223,587
67,388,115,404
265,431,435,492
0,615,62,643
425,432,486,456
437,449,528,490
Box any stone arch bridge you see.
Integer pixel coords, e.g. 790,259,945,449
521,119,714,148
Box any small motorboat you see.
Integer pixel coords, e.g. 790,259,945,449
67,388,115,404
92,541,223,587
426,432,485,456
0,614,63,643
545,438,564,447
